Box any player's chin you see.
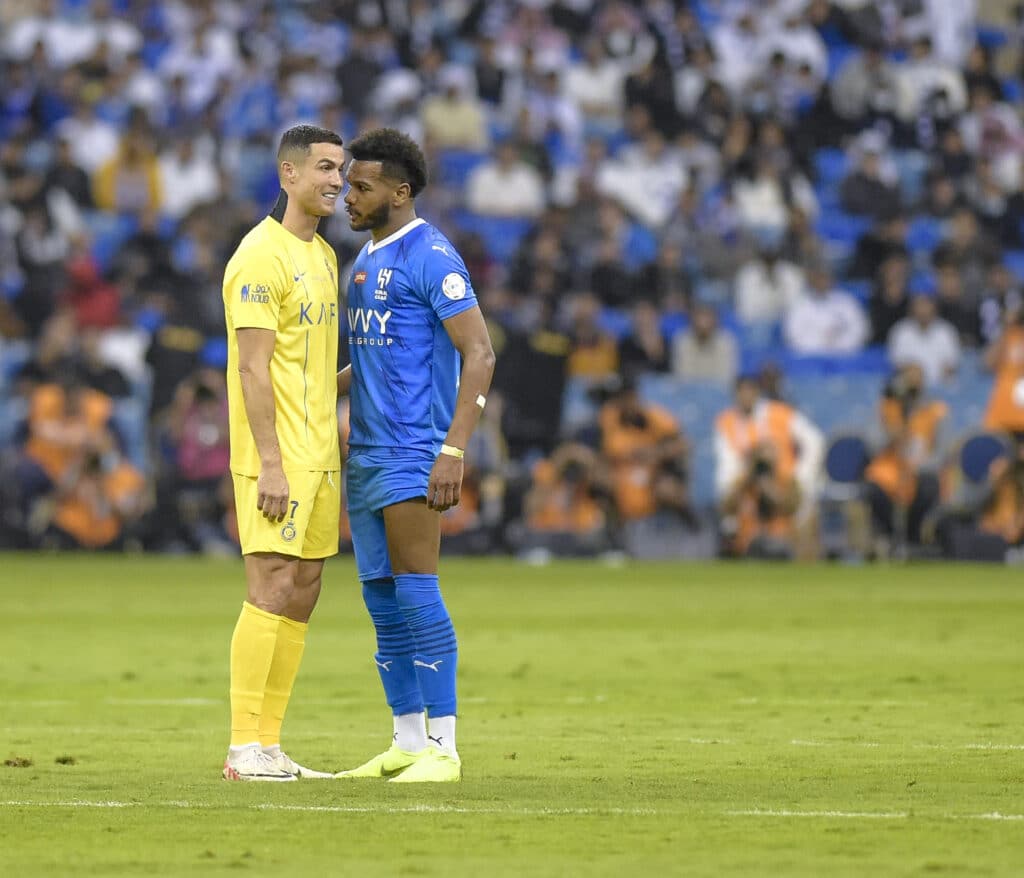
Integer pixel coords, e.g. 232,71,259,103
347,214,371,231
314,195,340,216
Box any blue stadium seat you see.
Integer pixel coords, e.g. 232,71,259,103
813,149,848,187
88,212,139,272
976,23,1008,49
1002,77,1023,104
824,434,870,483
827,44,859,80
958,432,1010,484
1004,250,1024,284
449,211,534,264
436,150,488,188
814,211,872,245
906,216,944,254
597,308,632,340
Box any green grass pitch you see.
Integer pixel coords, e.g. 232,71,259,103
1,555,1022,876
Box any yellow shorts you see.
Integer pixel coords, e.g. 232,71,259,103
233,470,340,559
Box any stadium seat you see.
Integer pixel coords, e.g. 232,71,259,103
813,149,848,188
1004,250,1024,284
1002,77,1023,104
906,216,943,254
824,434,870,484
449,211,534,264
814,211,872,246
976,23,1008,49
958,432,1010,484
436,150,488,188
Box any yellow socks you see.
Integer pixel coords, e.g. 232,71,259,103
229,601,283,748
259,615,308,749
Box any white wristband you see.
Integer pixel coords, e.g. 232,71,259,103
440,444,464,459
476,394,486,409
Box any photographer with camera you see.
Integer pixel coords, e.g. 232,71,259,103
715,375,824,559
598,375,694,535
936,438,1024,562
864,364,946,552
983,299,1024,434
516,442,613,559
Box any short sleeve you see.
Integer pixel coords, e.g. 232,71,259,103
418,239,478,321
224,246,288,331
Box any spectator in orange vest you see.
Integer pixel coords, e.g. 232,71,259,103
518,442,612,558
44,451,147,550
983,302,1024,433
714,375,824,558
598,376,692,526
864,364,946,547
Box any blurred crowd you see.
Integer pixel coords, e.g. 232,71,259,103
3,0,1024,561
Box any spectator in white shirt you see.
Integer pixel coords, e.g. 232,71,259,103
734,245,805,325
158,136,221,220
564,38,625,132
896,35,967,123
55,99,119,175
672,302,739,387
888,291,961,386
595,128,687,230
784,264,869,355
466,141,546,219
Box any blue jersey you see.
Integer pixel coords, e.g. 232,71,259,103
346,218,478,454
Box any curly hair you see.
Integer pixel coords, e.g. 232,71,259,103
348,127,428,197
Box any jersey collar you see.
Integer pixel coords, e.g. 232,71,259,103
367,217,426,254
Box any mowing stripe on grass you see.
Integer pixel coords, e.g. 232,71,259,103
3,801,1023,822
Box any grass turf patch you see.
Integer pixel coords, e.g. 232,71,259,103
1,556,1022,876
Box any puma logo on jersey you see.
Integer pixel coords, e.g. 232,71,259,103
414,659,443,672
432,244,449,256
375,659,393,672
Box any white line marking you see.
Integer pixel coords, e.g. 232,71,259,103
0,800,654,816
103,698,220,707
2,801,1022,823
729,809,909,819
736,698,931,707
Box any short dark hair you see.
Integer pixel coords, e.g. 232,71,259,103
348,127,428,197
277,124,343,159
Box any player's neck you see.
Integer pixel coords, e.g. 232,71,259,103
279,197,320,242
371,207,418,244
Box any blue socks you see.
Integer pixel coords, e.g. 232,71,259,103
362,574,458,718
362,578,422,715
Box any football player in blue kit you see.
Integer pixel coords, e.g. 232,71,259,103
334,128,495,782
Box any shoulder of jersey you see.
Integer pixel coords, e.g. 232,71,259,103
416,223,459,259
234,218,279,258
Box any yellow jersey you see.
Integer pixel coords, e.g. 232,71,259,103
223,216,340,476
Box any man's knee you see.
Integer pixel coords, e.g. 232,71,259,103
244,553,299,614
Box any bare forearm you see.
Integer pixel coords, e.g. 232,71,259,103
239,366,282,467
337,364,352,398
445,345,495,450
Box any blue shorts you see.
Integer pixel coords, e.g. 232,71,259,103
346,448,433,582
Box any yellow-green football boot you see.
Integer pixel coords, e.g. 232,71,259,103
387,748,462,783
334,744,429,779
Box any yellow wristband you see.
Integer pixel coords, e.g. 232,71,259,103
440,444,464,459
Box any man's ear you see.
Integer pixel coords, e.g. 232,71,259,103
280,159,297,185
393,181,412,206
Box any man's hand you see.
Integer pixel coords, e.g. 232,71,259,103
427,454,463,512
257,464,290,521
